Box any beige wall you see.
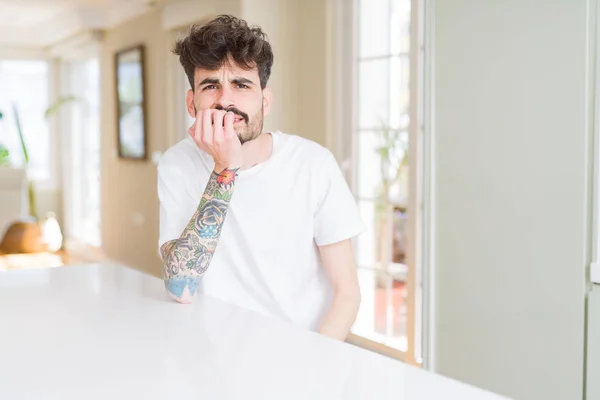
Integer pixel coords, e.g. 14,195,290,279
100,9,167,277
242,0,330,147
99,1,333,277
240,0,300,137
296,0,328,147
236,0,329,145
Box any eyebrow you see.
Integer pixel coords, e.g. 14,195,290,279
197,77,255,89
197,78,220,89
231,77,254,86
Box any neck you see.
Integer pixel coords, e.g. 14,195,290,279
240,132,273,170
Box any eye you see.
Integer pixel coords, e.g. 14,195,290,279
236,84,250,89
202,85,217,91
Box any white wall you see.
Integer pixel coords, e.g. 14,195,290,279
431,1,588,399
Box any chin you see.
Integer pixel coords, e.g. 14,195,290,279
238,133,260,145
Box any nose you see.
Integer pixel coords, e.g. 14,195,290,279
214,85,234,109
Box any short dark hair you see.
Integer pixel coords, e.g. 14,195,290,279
173,15,274,90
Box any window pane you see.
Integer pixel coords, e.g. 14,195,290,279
352,268,408,352
356,129,409,197
0,60,49,182
391,0,411,54
353,0,416,358
356,127,409,261
358,58,390,129
356,199,376,267
356,131,383,199
358,0,391,58
389,56,410,129
392,206,408,265
80,59,101,246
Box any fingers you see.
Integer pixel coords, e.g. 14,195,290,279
201,109,213,145
190,109,236,153
188,121,196,139
212,110,226,143
223,111,235,139
194,109,203,142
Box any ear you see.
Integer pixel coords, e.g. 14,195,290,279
262,87,273,117
186,89,196,118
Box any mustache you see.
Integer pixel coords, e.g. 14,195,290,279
214,105,249,124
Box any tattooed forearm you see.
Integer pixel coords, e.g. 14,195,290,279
161,167,239,303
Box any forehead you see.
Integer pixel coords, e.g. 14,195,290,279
194,61,259,81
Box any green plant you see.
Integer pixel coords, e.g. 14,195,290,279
5,96,79,219
45,96,78,119
0,111,9,166
12,105,37,219
0,145,9,166
374,122,408,210
373,121,409,270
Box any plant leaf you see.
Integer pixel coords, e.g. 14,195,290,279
45,96,79,119
0,144,10,166
12,104,29,164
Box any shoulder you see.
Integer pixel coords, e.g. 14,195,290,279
275,131,337,165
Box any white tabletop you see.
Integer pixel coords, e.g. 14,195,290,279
0,263,510,400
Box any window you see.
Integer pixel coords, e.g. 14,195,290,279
60,58,101,247
0,60,50,183
349,0,424,364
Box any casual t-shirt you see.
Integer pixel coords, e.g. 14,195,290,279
157,131,365,330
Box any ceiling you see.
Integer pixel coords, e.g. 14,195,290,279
0,0,166,48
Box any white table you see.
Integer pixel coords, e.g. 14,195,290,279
0,264,511,400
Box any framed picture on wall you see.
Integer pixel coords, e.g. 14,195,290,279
115,44,147,160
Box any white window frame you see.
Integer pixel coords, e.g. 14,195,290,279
59,57,102,247
575,1,598,397
49,31,103,246
421,0,435,370
333,0,429,366
591,0,600,286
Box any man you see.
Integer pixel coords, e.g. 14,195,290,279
158,15,365,341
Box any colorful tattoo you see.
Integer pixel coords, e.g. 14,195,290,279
161,167,239,302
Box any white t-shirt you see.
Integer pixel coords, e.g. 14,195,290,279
157,131,365,330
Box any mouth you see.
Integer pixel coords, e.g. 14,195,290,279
233,116,244,124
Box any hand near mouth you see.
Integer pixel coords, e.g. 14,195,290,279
188,109,243,171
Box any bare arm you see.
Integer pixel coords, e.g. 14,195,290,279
160,166,239,303
317,239,362,340
160,108,242,303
